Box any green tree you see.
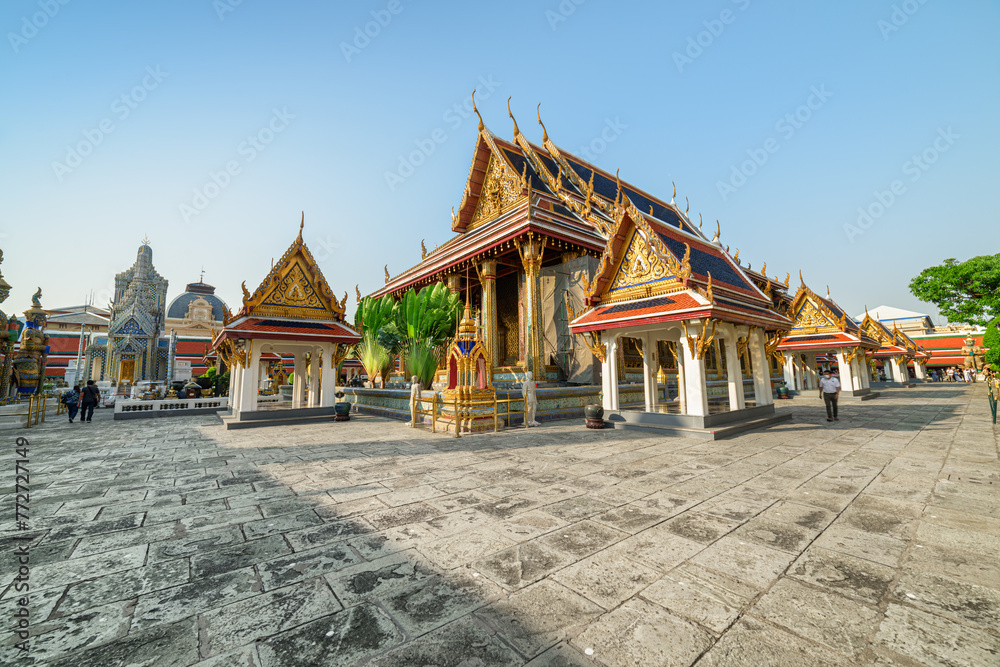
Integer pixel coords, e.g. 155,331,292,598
909,255,1000,326
984,319,1000,368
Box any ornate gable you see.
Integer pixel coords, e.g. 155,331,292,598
583,204,692,306
241,218,347,321
787,285,846,335
469,152,526,228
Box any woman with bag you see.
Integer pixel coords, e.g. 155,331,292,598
62,385,80,423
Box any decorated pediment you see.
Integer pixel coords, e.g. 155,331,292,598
469,152,525,228
583,206,691,305
112,317,147,337
606,227,677,297
241,218,347,321
794,299,836,330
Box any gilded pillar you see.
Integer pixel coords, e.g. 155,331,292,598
515,235,545,377
478,259,498,370
446,274,461,293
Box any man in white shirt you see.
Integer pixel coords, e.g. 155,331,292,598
818,370,841,422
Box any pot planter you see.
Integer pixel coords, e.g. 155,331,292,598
584,403,605,429
334,391,351,421
775,381,790,399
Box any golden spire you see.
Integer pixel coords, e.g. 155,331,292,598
799,270,805,287
733,248,740,263
296,212,304,244
141,235,150,245
784,272,790,288
761,261,767,275
471,89,484,132
536,103,549,143
421,239,427,259
384,265,390,283
507,97,520,140
712,220,721,243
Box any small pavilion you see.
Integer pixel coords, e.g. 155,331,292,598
859,311,916,385
775,282,880,398
567,200,792,437
212,217,360,426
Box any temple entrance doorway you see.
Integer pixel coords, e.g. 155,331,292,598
119,359,135,383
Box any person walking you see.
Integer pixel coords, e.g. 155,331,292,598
78,380,101,423
819,369,841,422
61,385,80,423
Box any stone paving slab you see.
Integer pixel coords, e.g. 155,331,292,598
1,384,998,665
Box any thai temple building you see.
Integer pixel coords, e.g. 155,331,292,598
854,306,984,373
212,219,360,427
361,101,795,434
858,311,929,384
775,281,879,398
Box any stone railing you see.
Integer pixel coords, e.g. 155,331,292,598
115,397,229,416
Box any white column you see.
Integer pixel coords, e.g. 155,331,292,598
675,339,687,413
914,361,926,381
641,333,657,412
749,329,773,406
835,350,856,392
602,332,620,411
231,362,243,415
680,325,709,416
320,344,336,407
783,353,796,390
239,343,261,413
857,356,870,389
308,347,321,407
292,352,306,409
723,328,745,411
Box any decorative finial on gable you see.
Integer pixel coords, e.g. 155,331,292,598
670,181,676,205
785,272,790,288
761,261,766,275
536,103,549,143
712,220,721,243
507,97,520,140
826,285,831,298
141,235,150,245
799,270,805,287
471,89,484,132
297,212,304,243
356,285,362,304
698,213,703,230
685,196,689,214
384,265,390,284
734,248,740,263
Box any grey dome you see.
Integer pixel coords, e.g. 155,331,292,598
167,282,229,321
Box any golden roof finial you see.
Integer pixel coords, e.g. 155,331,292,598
471,89,484,132
356,285,362,304
799,270,805,287
141,235,150,245
784,272,790,288
384,265,390,283
297,212,304,243
671,181,676,205
241,281,250,304
685,196,689,214
864,304,869,318
507,97,520,139
706,272,714,302
761,261,767,275
421,239,427,259
536,103,549,143
712,219,721,243
827,284,831,298
698,213,703,230
734,248,740,263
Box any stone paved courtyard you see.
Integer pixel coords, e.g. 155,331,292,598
2,384,998,666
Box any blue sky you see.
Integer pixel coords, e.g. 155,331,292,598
1,0,997,324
